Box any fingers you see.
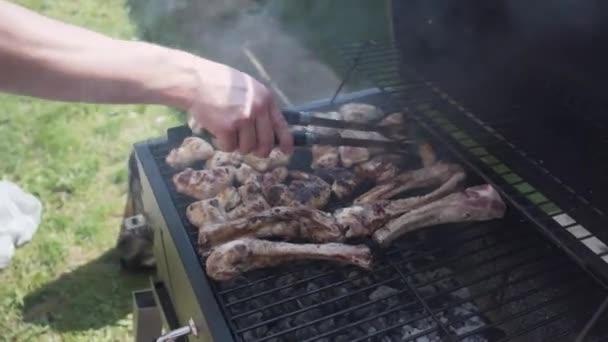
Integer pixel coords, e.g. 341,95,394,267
253,110,274,157
237,123,257,155
268,98,294,155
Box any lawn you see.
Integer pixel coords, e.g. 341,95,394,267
0,1,181,341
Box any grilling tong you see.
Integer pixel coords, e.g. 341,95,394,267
281,110,413,151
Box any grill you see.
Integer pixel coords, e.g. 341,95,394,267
129,2,608,341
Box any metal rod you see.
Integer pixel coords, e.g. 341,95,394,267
575,294,608,342
330,41,369,104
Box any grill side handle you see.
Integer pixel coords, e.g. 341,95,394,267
149,278,199,342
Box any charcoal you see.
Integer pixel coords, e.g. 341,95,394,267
381,336,395,342
276,274,296,287
242,330,255,342
254,325,268,338
316,339,332,342
353,306,373,320
451,287,471,299
335,335,351,342
372,317,388,330
243,312,263,327
295,326,319,340
369,285,400,307
294,308,322,327
318,318,335,333
276,317,293,331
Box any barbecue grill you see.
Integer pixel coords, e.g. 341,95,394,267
128,1,608,341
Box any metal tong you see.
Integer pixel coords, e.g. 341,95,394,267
282,110,413,151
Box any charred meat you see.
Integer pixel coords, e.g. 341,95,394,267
173,167,236,200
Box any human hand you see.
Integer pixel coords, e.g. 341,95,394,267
187,60,294,158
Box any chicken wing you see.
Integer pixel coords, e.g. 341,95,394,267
173,166,236,200
166,137,215,169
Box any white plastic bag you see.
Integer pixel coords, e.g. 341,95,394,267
0,181,43,269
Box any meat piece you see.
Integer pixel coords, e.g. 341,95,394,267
186,197,228,227
310,111,342,169
373,184,507,247
336,169,466,238
198,206,344,250
265,171,331,209
379,112,408,140
354,162,464,204
205,238,373,281
418,142,436,168
235,163,261,184
173,166,236,200
206,151,242,169
313,167,362,199
166,137,215,169
229,181,272,220
354,154,401,183
338,130,371,167
339,103,384,123
242,148,290,172
262,167,289,186
216,186,241,210
227,198,271,221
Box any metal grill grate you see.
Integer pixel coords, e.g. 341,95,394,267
334,40,608,289
145,87,608,340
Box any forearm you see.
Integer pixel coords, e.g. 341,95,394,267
0,1,199,109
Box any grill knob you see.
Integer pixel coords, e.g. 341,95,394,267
155,318,198,342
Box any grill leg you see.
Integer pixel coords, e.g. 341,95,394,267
132,289,162,342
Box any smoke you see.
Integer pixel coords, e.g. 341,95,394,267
126,0,389,107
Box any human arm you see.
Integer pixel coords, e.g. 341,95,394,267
0,0,293,156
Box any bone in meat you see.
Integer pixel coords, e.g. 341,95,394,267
205,238,373,281
353,154,401,183
339,102,384,123
206,151,242,169
338,130,390,167
313,167,362,199
373,184,507,247
187,197,228,227
166,137,215,169
235,163,261,184
265,171,331,209
198,206,344,250
310,111,342,169
378,112,408,140
354,162,464,204
242,148,290,172
173,166,236,200
418,142,436,168
335,169,466,238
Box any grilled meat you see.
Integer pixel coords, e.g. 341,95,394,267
187,197,228,227
313,167,362,199
235,163,261,184
354,154,401,183
261,166,289,186
242,148,290,172
338,130,390,168
166,137,215,169
228,181,271,220
173,167,236,200
217,186,241,210
418,142,437,168
265,171,331,209
379,112,408,140
373,184,507,247
336,169,466,238
206,151,242,169
354,162,465,204
310,111,342,170
198,206,344,250
339,102,384,123
205,238,373,281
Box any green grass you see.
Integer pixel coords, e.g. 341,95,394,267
0,1,180,341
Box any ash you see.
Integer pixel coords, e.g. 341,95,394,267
217,250,495,342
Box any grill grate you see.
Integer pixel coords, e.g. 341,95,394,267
334,40,608,290
146,87,608,340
